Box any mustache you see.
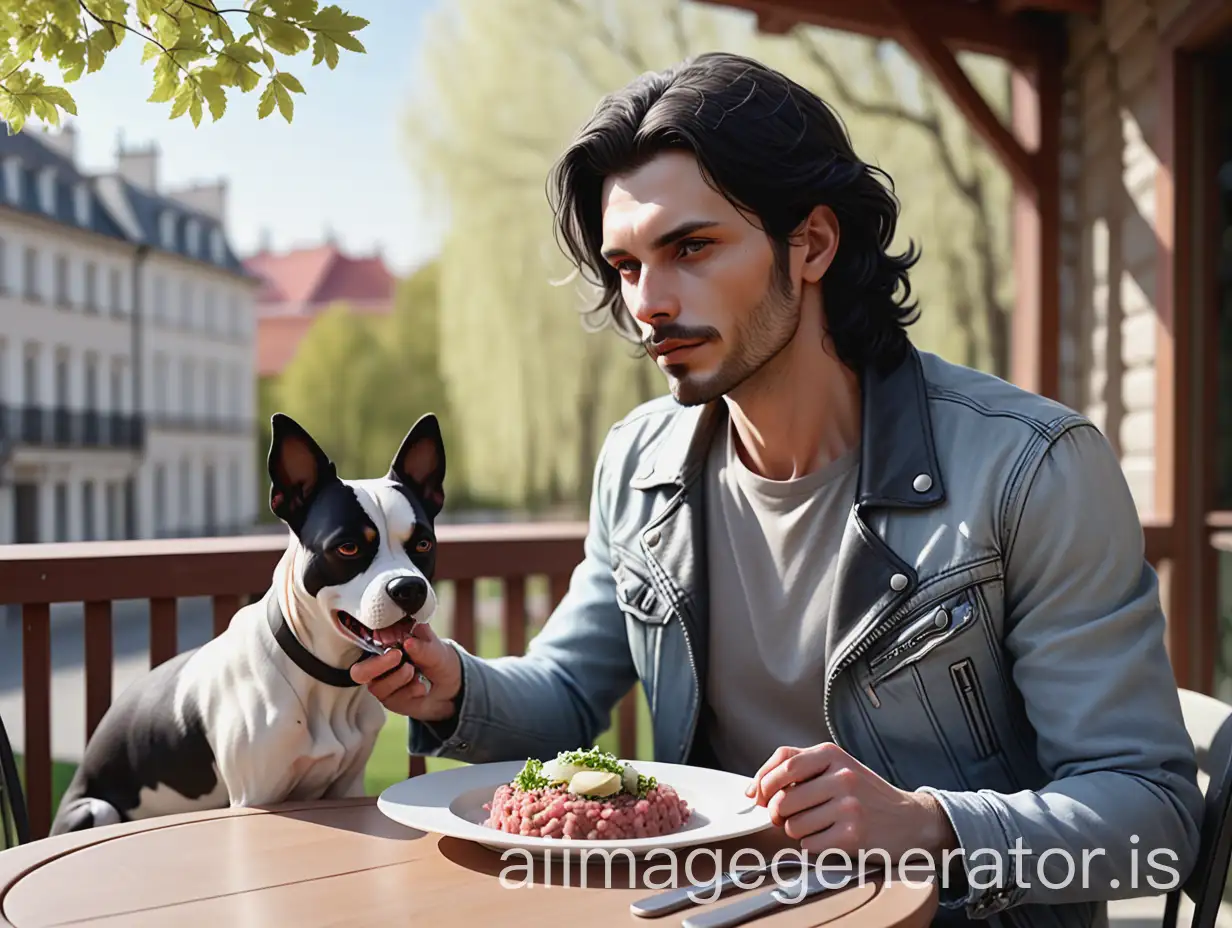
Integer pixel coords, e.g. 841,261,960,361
642,323,720,355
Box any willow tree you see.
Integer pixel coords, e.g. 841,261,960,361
403,0,1012,511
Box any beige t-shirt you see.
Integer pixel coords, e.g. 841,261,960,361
702,415,859,777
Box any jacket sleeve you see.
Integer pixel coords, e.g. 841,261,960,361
408,425,639,764
918,418,1204,918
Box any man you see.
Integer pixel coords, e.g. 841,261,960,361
353,52,1202,925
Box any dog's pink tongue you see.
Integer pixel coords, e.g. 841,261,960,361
374,620,415,647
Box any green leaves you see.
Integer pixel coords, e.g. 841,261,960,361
0,0,368,133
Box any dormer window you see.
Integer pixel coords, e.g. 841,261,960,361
185,219,200,256
2,158,20,204
37,167,56,215
159,209,176,249
73,182,91,226
209,227,225,264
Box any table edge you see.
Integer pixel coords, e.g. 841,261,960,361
0,797,375,928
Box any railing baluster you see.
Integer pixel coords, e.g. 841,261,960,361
149,597,178,668
502,576,526,657
84,601,112,740
21,603,51,840
549,573,570,610
212,594,240,638
453,578,476,654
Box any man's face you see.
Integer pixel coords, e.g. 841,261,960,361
600,150,803,406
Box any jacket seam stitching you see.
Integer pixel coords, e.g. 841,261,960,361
1002,419,1094,566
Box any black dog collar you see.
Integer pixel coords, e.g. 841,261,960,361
266,593,360,688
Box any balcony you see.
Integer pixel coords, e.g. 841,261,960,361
0,404,145,453
0,522,655,840
148,413,251,436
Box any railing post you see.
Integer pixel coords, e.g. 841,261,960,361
21,603,51,840
84,601,113,740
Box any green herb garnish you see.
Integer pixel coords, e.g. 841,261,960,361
512,757,551,790
637,773,657,796
556,745,625,776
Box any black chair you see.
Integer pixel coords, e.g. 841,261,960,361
1163,688,1232,928
0,711,29,849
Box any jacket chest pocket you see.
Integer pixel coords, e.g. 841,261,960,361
612,550,670,701
852,562,1018,792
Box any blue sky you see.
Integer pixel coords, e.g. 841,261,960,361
32,0,443,276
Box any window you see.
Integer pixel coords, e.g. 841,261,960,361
227,294,239,336
110,360,124,413
83,353,98,410
22,346,38,404
0,236,8,293
37,167,55,215
204,288,215,332
54,254,69,306
54,351,68,408
3,157,21,204
210,228,225,264
180,280,193,328
153,353,168,416
229,460,241,524
0,339,7,403
54,483,68,542
204,361,218,421
82,480,95,541
160,210,176,249
73,183,90,226
181,358,194,417
154,464,166,536
84,261,97,311
105,481,119,540
179,458,191,532
185,219,200,256
24,246,38,301
153,274,166,324
109,267,122,315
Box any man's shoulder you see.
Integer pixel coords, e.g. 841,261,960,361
915,350,1092,443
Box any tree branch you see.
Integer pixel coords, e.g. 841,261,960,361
550,0,650,75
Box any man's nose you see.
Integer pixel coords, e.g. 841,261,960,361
386,576,428,614
630,271,679,327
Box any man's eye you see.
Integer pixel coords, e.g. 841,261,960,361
678,239,709,256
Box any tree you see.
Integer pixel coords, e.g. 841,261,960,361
0,0,368,133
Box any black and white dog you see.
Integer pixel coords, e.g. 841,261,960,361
50,412,446,835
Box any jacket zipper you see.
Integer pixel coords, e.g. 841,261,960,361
950,658,998,758
824,581,967,739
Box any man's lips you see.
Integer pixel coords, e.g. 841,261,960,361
652,338,707,360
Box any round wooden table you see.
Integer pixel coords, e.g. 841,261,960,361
0,798,938,927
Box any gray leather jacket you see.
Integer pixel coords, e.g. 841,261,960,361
410,346,1203,928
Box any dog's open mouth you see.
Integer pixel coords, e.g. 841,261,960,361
335,611,418,652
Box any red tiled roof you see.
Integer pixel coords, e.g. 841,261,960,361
243,243,395,316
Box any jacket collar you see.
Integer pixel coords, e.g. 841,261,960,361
629,344,945,510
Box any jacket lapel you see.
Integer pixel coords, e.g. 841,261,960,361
825,346,946,675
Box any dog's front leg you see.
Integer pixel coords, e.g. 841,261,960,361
214,724,312,809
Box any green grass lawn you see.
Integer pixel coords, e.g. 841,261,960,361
20,621,655,823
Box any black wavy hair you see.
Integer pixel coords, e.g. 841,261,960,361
546,51,922,374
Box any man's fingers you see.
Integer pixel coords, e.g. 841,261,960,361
368,661,417,702
757,746,834,804
746,745,799,798
349,648,402,685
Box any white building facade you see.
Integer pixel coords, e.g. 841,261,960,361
0,126,260,544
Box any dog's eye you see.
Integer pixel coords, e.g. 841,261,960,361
415,539,433,553
336,542,359,557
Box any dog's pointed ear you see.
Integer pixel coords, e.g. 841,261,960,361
389,413,446,518
268,413,337,528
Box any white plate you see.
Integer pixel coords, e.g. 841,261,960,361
376,759,774,856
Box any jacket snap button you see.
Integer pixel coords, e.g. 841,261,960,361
934,609,949,628
913,473,932,492
644,529,661,547
890,573,908,591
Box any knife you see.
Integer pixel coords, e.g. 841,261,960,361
678,865,882,928
628,859,808,918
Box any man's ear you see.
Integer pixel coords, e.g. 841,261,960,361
389,413,446,518
268,413,337,528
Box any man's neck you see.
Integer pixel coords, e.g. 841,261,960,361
723,318,861,482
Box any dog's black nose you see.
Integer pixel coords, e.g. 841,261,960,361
386,576,428,613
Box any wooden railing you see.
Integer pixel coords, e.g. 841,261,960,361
0,522,646,840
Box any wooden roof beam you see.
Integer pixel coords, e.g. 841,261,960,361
878,0,1039,195
699,0,1045,66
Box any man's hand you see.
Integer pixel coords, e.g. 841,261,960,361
745,743,959,862
349,621,462,721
